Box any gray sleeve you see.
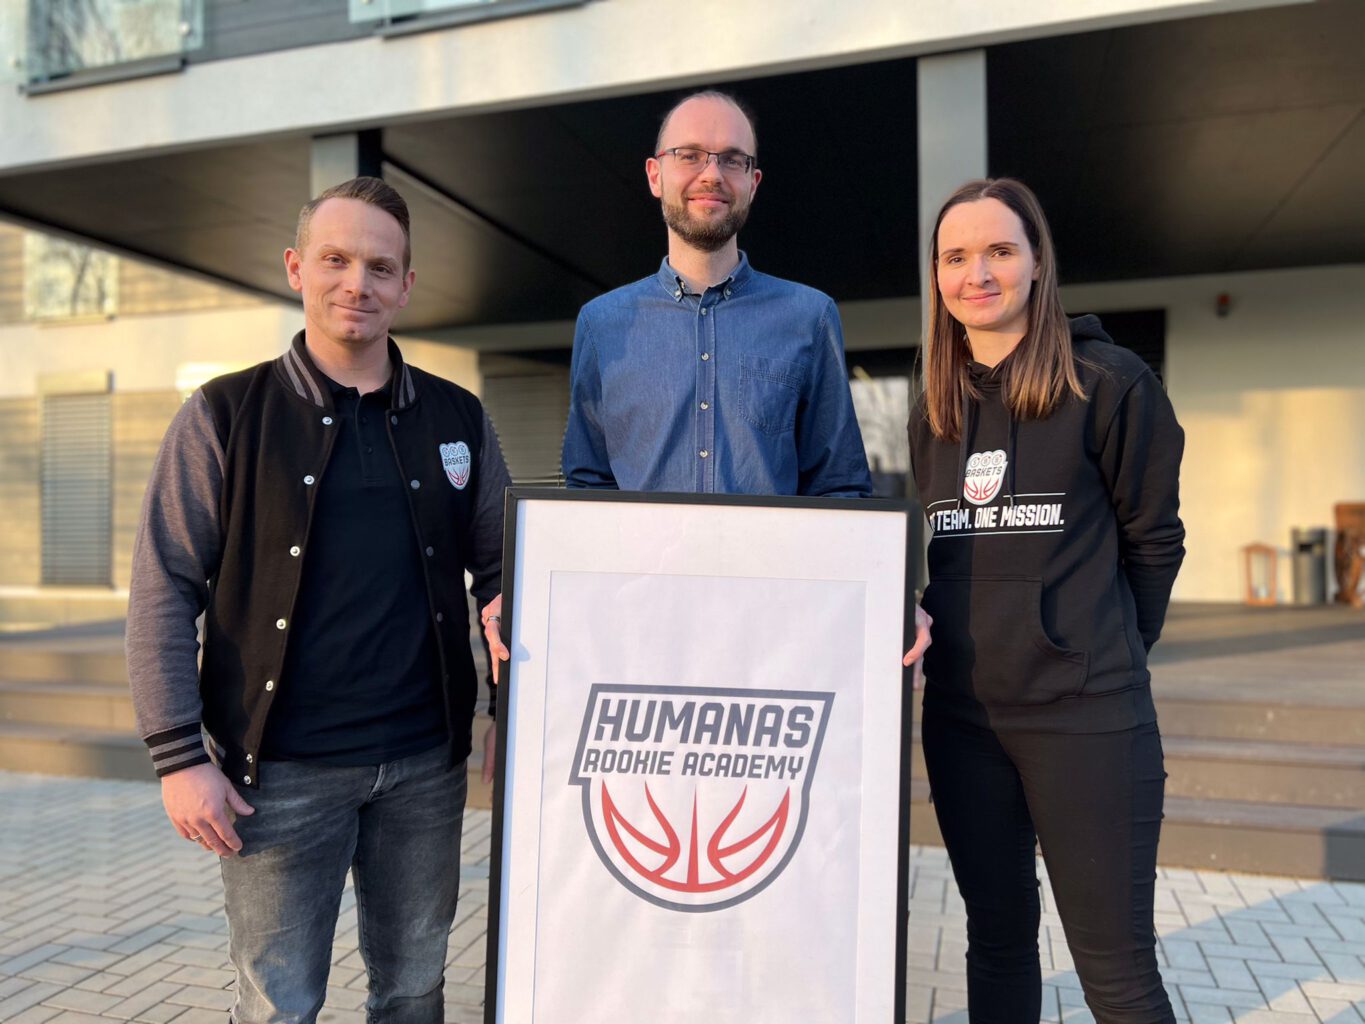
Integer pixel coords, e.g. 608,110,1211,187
125,389,224,773
467,410,511,608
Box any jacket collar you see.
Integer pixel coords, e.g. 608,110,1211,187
275,331,417,411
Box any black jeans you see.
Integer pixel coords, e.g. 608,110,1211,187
920,704,1174,1024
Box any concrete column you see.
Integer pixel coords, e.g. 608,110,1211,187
917,49,987,339
907,51,987,603
309,129,383,196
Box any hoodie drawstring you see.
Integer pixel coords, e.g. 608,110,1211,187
955,390,975,511
1006,417,1018,508
956,377,1017,509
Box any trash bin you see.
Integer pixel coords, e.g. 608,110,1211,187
1291,527,1328,605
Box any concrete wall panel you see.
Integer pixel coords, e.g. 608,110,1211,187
0,397,40,587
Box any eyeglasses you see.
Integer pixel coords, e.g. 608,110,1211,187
655,147,757,175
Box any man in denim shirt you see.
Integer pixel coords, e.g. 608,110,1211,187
562,90,872,497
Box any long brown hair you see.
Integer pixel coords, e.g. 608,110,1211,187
922,177,1085,442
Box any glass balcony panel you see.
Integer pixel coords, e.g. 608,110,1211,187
26,0,202,84
1,3,28,85
349,0,497,24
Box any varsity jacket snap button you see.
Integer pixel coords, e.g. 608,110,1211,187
289,546,300,557
425,546,434,557
322,416,333,426
435,612,444,623
243,775,251,785
303,475,315,486
410,479,420,490
265,679,274,691
275,619,286,630
246,754,253,763
391,415,398,425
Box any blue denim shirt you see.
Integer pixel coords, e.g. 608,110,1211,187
562,253,872,497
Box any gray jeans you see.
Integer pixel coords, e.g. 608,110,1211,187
219,744,468,1024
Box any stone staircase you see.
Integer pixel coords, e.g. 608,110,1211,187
907,691,1365,880
0,623,151,781
0,619,499,809
908,603,1365,881
4,604,1363,879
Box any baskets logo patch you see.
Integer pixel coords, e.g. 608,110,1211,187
440,441,472,490
963,449,1007,505
570,684,833,913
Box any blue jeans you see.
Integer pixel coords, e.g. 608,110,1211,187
220,744,468,1024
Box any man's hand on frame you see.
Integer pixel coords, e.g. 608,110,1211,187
481,593,511,686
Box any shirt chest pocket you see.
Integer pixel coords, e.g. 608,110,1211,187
738,355,806,435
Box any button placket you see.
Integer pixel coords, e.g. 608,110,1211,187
698,301,717,491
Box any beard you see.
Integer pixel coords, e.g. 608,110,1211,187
661,190,750,253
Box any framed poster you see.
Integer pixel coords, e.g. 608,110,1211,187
487,489,910,1024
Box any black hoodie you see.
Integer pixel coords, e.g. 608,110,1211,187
908,316,1185,733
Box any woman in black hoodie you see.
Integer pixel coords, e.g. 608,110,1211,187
905,178,1185,1024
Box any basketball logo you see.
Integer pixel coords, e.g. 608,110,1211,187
439,441,472,490
569,684,833,912
963,449,1008,505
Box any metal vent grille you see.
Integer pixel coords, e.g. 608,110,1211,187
41,393,112,585
481,370,569,487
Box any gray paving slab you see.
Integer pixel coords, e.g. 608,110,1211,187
6,770,1365,1022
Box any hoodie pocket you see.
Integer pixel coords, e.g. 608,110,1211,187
921,574,1089,707
739,355,804,435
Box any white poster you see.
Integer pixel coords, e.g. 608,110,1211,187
491,493,907,1024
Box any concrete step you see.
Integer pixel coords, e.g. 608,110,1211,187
0,722,153,782
1155,695,1365,745
905,724,1365,808
908,781,1365,881
1161,795,1365,881
0,591,128,628
0,646,128,687
0,681,136,730
1161,735,1365,808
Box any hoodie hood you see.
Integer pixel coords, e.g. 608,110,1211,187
1068,313,1114,347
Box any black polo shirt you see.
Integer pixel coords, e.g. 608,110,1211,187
260,377,446,765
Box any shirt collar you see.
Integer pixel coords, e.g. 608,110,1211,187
278,330,417,411
655,250,754,302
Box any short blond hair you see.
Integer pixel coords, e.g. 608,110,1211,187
295,176,412,270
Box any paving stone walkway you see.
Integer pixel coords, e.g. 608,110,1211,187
4,771,1365,1023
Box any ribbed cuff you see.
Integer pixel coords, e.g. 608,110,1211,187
144,723,211,777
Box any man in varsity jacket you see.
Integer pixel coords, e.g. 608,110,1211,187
126,176,510,1024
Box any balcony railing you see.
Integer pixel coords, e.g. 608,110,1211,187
24,0,202,90
17,0,590,92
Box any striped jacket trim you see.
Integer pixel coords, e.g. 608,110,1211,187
145,722,210,777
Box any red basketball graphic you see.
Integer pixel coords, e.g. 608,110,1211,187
570,685,833,912
600,782,791,894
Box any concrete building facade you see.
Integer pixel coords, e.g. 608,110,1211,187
1,0,1362,616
